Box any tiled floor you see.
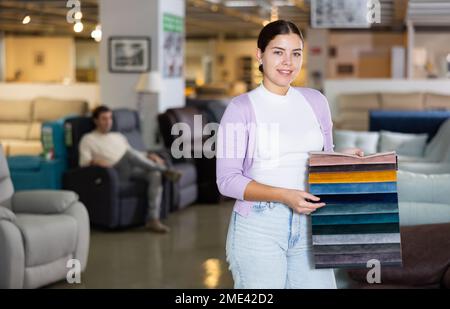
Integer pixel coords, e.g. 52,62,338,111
49,202,235,288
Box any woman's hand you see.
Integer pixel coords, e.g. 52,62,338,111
281,189,325,215
341,147,365,157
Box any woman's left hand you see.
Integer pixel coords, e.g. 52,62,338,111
341,147,365,157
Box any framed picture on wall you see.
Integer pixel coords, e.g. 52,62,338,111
108,36,151,73
34,51,45,66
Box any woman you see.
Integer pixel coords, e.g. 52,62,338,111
216,20,363,289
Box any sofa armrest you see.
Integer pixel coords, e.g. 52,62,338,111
398,170,450,205
62,201,90,272
0,220,25,288
399,162,450,175
11,190,78,215
63,165,119,189
0,207,16,222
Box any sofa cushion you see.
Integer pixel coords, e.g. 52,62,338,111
379,131,428,157
336,111,369,131
381,93,424,110
28,122,42,140
399,202,450,226
397,155,434,163
425,93,450,110
0,100,32,122
398,162,450,174
397,171,450,205
33,97,88,122
347,223,450,288
14,214,77,267
338,93,380,111
0,206,15,222
0,141,9,156
333,130,380,154
0,123,30,140
5,140,42,156
7,155,42,171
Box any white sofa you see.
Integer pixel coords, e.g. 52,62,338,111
0,98,88,156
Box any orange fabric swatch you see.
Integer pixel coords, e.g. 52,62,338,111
309,170,397,184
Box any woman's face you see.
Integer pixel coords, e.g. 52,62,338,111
257,33,303,89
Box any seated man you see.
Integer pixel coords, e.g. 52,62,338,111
79,105,181,233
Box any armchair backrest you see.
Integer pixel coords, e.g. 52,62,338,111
186,98,227,123
112,109,146,152
0,145,14,206
64,116,95,169
157,106,208,153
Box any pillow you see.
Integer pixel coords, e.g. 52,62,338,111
333,130,380,155
379,131,428,157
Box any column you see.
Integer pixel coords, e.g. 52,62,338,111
99,0,185,149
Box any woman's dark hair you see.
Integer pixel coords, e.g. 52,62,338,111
257,20,304,73
92,105,111,120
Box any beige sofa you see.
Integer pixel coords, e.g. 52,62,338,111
0,98,88,156
335,92,450,131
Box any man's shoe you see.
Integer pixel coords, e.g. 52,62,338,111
146,220,170,233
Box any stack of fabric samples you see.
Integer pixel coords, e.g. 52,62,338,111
308,151,402,269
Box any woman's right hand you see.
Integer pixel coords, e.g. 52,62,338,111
281,189,326,215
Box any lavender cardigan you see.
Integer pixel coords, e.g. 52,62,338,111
216,87,334,217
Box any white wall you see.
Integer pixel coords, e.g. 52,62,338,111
0,82,100,108
99,0,185,149
324,79,450,118
99,0,159,110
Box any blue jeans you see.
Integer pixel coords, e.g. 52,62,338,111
226,201,337,289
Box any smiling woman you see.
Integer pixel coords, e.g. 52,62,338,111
217,20,364,289
256,20,304,96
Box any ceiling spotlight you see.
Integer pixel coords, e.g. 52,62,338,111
74,11,83,20
91,25,102,42
74,21,84,33
22,15,31,24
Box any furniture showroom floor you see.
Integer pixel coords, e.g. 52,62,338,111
48,202,235,289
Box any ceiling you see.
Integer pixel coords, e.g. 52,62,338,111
0,0,448,40
186,0,406,38
407,0,450,26
0,0,98,37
